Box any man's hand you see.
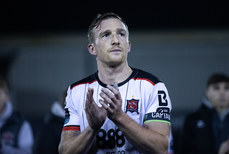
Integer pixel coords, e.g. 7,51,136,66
85,88,107,130
99,84,124,121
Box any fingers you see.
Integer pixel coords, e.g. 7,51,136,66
85,87,108,130
86,87,105,110
85,88,95,110
102,85,121,101
87,88,94,102
86,85,121,113
100,91,114,108
99,84,121,110
99,99,112,112
100,89,114,109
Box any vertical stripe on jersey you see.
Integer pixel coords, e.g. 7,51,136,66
124,81,130,112
96,83,100,107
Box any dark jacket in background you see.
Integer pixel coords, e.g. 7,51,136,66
33,102,64,154
0,102,34,154
179,98,229,154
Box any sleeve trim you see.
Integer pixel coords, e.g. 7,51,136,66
144,120,171,125
62,125,80,131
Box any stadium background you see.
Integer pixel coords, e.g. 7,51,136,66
1,1,229,153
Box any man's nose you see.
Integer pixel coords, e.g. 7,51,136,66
111,34,120,45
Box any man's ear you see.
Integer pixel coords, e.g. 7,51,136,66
88,44,96,55
127,41,131,53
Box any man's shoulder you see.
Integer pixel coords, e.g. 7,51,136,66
70,73,97,90
133,68,162,85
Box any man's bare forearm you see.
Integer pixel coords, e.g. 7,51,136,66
113,112,169,154
59,127,98,154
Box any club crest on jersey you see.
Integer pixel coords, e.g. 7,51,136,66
126,99,139,114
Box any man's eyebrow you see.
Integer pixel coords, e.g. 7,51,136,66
117,28,127,33
98,28,127,37
99,30,111,37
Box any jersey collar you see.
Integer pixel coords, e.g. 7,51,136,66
95,67,137,88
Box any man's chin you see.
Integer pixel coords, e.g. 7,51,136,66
107,61,122,67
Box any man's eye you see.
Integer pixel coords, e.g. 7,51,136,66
119,32,125,37
103,33,110,37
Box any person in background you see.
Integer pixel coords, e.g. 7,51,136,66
0,79,34,154
179,73,229,154
33,88,67,154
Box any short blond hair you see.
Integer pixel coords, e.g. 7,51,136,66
87,12,129,44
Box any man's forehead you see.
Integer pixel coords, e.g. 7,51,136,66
94,18,127,33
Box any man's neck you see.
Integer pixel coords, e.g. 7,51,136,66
97,62,132,85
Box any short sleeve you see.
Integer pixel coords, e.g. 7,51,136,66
62,86,81,131
143,82,172,125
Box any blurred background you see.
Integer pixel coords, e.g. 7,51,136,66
1,1,229,153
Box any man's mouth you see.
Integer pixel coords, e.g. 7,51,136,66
110,49,122,52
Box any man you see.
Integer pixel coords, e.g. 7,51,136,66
59,12,172,154
179,73,229,154
0,79,34,154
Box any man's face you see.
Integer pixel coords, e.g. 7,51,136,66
90,18,131,67
206,82,229,110
0,89,8,111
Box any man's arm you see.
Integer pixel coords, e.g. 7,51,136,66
58,128,97,154
59,88,107,154
100,85,170,153
114,112,170,153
